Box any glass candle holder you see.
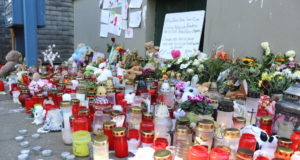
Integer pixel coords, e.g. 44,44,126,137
127,106,142,130
116,88,125,105
113,127,128,158
254,150,274,160
72,131,91,157
106,88,116,105
275,146,293,160
278,120,294,139
125,81,135,95
153,138,169,151
71,99,80,115
141,129,154,148
291,131,300,151
61,101,72,144
72,116,89,132
260,115,273,136
76,86,86,103
245,94,260,125
154,149,172,160
92,111,105,135
188,145,209,160
93,135,109,160
236,147,254,160
103,121,116,150
210,147,230,160
291,151,300,160
239,133,257,151
19,89,31,107
78,109,92,131
140,112,154,131
25,98,34,114
173,126,192,160
145,78,154,90
233,117,246,130
217,100,234,129
223,128,240,159
194,119,214,150
278,137,292,148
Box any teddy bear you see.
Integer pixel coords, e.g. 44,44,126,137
124,66,142,81
145,41,159,57
0,50,22,77
69,43,94,67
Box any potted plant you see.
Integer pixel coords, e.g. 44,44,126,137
180,94,214,123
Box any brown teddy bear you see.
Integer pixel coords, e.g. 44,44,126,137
124,66,142,81
0,50,22,77
145,41,159,57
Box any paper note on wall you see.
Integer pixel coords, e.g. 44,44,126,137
108,24,122,36
129,0,143,9
121,0,128,19
100,24,109,37
121,20,127,30
129,11,142,28
101,10,110,24
159,11,206,60
103,0,123,9
125,28,133,38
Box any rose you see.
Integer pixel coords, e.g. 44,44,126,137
111,37,116,43
289,57,294,62
285,50,296,58
187,68,194,74
198,64,204,72
261,42,270,50
192,60,200,66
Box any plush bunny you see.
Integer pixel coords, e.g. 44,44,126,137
180,81,200,103
32,105,46,125
38,108,63,133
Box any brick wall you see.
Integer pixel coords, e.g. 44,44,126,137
0,0,74,64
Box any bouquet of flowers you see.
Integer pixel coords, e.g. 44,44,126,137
180,94,213,115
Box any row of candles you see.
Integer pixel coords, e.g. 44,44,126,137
10,67,300,160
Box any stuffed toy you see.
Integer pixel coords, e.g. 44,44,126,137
0,50,22,77
124,66,142,81
32,104,46,125
225,80,247,99
69,43,93,66
145,41,159,57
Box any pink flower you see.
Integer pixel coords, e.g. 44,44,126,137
171,50,181,59
289,60,297,68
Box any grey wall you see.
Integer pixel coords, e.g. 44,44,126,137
204,0,300,59
74,0,156,57
0,0,74,63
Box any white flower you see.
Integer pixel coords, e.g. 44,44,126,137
198,64,204,72
261,42,270,50
180,62,191,69
273,71,283,76
265,48,271,55
289,57,294,62
176,58,184,64
282,69,292,78
285,50,296,58
292,71,300,80
192,59,200,66
187,68,194,74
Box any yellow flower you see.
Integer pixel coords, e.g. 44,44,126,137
278,76,283,80
116,46,123,51
241,57,254,66
261,72,272,81
258,80,262,87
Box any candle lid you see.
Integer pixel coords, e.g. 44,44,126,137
21,89,29,94
103,121,116,130
237,147,254,160
218,100,234,112
116,87,125,92
57,92,63,96
216,145,231,153
176,117,190,126
60,101,71,107
93,135,108,146
143,112,153,119
196,119,214,131
150,86,157,90
272,158,284,160
103,109,112,115
278,137,292,147
106,88,115,94
36,94,44,98
146,78,153,82
76,86,86,93
113,127,126,137
71,99,80,105
224,128,240,138
233,117,246,123
78,108,89,115
141,130,154,138
175,126,191,135
125,80,134,85
111,110,122,117
260,115,272,124
275,146,293,158
154,149,171,160
48,90,57,95
130,106,142,114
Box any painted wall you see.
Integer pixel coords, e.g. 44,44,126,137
204,0,300,59
74,0,156,57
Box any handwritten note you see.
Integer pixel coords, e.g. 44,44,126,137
100,24,109,37
129,11,142,28
129,0,143,9
159,11,205,60
101,10,110,24
125,28,133,38
121,20,127,30
103,0,123,9
121,0,128,19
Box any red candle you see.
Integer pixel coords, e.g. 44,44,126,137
78,109,92,131
72,116,89,132
188,145,209,160
255,156,270,160
210,148,230,160
25,98,34,114
116,92,125,105
153,138,168,151
239,133,257,151
291,131,300,151
128,129,139,140
0,80,4,92
141,130,154,146
259,115,272,136
103,121,116,150
113,127,128,158
71,99,80,115
140,112,154,131
22,74,30,86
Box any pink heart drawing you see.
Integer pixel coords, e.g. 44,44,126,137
171,50,181,59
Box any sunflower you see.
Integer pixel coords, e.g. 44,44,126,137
241,57,254,66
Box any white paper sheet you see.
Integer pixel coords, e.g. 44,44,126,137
129,11,142,28
125,28,133,38
100,24,109,37
121,0,128,19
109,13,122,27
129,0,143,8
101,10,110,24
121,20,127,30
103,0,123,9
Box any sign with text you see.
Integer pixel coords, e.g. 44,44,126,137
159,11,205,59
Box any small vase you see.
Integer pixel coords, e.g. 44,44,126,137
186,112,213,123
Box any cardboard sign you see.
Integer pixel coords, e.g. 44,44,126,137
159,11,205,59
